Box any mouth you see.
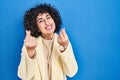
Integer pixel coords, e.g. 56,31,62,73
45,25,52,30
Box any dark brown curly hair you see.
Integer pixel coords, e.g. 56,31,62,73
23,3,62,37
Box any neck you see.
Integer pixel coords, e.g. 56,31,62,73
42,33,54,40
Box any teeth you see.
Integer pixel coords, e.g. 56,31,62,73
46,26,52,30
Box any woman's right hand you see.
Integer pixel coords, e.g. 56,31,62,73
24,30,38,58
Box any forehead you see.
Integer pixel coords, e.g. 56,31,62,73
37,13,50,17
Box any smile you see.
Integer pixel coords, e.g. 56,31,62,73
45,25,52,30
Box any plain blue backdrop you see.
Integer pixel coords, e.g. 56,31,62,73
0,0,120,80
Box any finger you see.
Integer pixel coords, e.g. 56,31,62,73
25,30,31,42
61,28,67,38
57,36,62,43
24,36,30,43
26,30,31,37
30,37,37,46
59,29,64,40
24,40,30,47
29,37,33,44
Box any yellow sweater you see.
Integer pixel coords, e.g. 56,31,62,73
17,33,78,80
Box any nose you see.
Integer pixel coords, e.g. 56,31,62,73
44,19,49,25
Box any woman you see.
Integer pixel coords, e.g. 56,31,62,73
18,3,78,80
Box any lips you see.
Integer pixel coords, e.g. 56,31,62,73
45,25,52,30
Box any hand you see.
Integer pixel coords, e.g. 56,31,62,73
57,28,68,47
24,30,37,58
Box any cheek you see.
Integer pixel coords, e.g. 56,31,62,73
37,22,45,28
51,19,56,27
38,27,44,32
37,23,44,32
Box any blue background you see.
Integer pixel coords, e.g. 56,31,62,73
0,0,120,80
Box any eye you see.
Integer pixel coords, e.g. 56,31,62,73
39,19,43,23
39,21,42,23
46,16,51,19
46,14,51,19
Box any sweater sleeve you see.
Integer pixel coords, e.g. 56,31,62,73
17,44,37,80
58,41,78,77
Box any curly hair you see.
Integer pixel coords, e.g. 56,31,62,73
23,3,62,37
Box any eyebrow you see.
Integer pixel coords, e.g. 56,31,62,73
37,18,43,22
46,14,50,17
37,13,50,21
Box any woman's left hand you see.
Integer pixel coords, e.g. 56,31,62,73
57,28,68,46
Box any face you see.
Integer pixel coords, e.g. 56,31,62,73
36,13,56,37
